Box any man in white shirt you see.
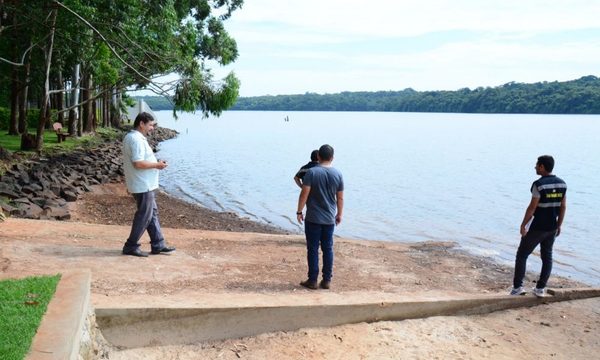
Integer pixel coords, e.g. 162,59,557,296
122,112,175,257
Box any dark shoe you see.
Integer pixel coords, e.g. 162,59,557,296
151,246,176,255
319,280,331,289
300,279,318,290
122,248,149,257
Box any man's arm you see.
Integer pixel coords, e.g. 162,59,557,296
296,185,310,224
294,176,303,188
133,160,168,170
520,197,539,237
556,196,567,236
335,191,344,225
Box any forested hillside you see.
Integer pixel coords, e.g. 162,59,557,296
142,75,600,114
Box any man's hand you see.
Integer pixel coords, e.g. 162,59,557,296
520,225,527,237
556,226,561,237
297,212,304,224
335,214,342,225
156,160,168,170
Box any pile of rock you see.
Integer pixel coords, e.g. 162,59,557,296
0,127,178,220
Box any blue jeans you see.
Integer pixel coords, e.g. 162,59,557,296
123,190,166,252
304,221,335,282
513,230,556,289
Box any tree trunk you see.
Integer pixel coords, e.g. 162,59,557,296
17,43,31,134
9,65,19,135
56,70,64,124
8,10,19,135
92,93,98,131
34,8,57,152
82,72,93,133
110,87,120,128
68,63,80,136
103,88,110,127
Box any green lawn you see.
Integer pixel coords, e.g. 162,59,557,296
0,127,122,154
0,275,61,360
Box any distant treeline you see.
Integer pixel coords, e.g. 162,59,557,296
141,75,600,114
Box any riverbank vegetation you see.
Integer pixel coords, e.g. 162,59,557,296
141,75,600,114
231,75,600,113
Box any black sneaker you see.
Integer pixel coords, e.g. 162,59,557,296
319,280,331,289
122,248,149,257
300,279,318,290
151,246,176,255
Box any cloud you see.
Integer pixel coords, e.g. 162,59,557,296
216,1,600,95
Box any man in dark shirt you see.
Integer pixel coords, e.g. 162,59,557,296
510,155,567,297
293,150,319,188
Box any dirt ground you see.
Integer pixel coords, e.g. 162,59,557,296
1,183,598,359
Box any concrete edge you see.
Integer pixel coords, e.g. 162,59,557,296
95,287,600,348
26,269,91,360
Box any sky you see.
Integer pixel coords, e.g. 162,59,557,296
208,0,600,97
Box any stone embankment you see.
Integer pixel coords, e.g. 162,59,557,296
0,127,177,220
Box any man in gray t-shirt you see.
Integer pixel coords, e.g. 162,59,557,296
296,144,344,290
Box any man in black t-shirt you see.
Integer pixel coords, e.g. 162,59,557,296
293,149,319,188
510,155,567,297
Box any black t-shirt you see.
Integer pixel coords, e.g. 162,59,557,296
295,161,318,180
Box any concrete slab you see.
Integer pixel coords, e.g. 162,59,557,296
26,269,91,360
95,287,600,349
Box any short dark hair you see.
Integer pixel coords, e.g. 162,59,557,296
318,144,334,161
537,155,555,172
310,150,319,161
133,112,154,128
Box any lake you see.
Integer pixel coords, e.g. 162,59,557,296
154,110,600,286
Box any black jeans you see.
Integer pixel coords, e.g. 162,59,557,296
513,230,557,289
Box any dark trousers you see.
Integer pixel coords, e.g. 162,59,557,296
123,190,166,252
305,221,335,282
513,230,557,289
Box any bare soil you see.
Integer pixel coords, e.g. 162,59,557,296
0,182,598,359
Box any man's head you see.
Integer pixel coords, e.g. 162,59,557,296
310,150,319,162
536,155,554,175
318,144,334,162
133,112,156,136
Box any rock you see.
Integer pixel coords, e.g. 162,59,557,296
22,184,43,194
0,202,17,215
18,201,43,219
43,206,71,220
0,183,20,199
61,190,78,202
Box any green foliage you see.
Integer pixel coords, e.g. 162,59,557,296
229,76,600,114
173,65,240,117
0,107,9,130
0,274,61,360
0,108,41,132
0,0,244,130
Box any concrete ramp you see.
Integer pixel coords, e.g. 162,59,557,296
95,288,600,349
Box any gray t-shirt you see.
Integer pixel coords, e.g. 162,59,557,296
304,165,344,225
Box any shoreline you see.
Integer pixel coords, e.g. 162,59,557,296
70,181,292,235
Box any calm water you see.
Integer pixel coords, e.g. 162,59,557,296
154,110,600,286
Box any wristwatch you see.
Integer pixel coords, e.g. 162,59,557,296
296,211,302,215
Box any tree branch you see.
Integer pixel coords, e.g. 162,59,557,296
52,0,172,98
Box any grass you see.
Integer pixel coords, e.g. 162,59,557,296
0,127,123,153
0,126,123,178
0,274,61,360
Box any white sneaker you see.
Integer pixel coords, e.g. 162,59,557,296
533,287,545,298
510,286,526,296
